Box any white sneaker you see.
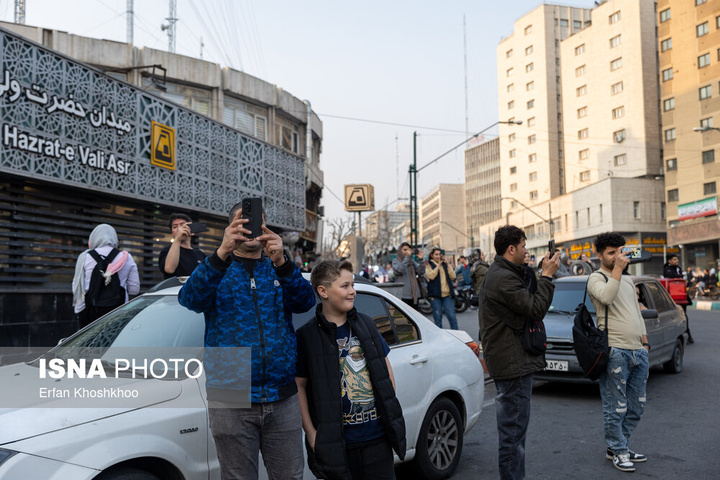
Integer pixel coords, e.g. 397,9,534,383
613,453,635,472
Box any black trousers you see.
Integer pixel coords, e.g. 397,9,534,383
346,437,395,480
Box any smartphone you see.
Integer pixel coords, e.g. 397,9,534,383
548,239,556,254
241,197,263,238
188,221,208,235
622,246,642,259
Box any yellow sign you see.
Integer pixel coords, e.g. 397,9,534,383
151,121,176,170
344,184,375,212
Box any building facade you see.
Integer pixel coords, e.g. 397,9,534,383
464,137,501,247
362,204,410,265
0,23,324,346
659,0,720,270
420,184,467,256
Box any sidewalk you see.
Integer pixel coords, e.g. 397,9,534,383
687,299,720,311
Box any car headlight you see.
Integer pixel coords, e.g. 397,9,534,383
0,448,17,466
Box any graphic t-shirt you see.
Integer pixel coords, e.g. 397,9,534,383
335,322,390,445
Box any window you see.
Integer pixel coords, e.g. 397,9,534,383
576,65,586,77
275,118,300,154
576,85,587,97
612,106,624,119
700,85,712,99
661,38,672,52
530,191,538,200
610,35,621,48
661,202,666,221
704,182,716,195
610,58,623,71
698,53,710,68
509,149,517,159
223,96,268,141
666,158,677,171
507,83,515,93
614,154,627,166
526,62,534,73
609,11,621,24
528,135,536,144
574,20,582,29
506,49,513,58
575,44,585,55
633,201,640,219
579,149,589,160
578,128,589,139
528,117,536,127
355,295,420,346
663,98,675,111
665,128,676,141
509,133,516,143
508,100,515,110
660,9,671,22
526,81,535,91
702,150,715,164
668,189,679,202
528,153,537,163
697,0,707,5
580,171,591,182
662,68,673,82
527,99,535,109
510,166,517,175
718,14,720,28
700,117,714,129
155,81,212,116
560,19,569,27
697,22,709,37
614,129,626,143
507,67,514,77
525,45,533,55
525,25,533,35
529,171,538,181
611,81,624,95
510,183,518,192
578,106,588,118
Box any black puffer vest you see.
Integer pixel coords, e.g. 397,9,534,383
296,305,406,479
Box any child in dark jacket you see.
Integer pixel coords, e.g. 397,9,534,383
295,260,406,480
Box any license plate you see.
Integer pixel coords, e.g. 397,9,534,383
545,360,569,371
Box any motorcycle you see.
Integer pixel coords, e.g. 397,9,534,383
456,284,478,312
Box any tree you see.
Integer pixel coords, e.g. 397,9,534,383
322,215,355,260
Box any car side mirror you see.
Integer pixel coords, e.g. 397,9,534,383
641,309,658,319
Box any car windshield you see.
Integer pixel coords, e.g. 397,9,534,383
548,282,596,314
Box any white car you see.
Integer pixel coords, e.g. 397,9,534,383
0,276,484,480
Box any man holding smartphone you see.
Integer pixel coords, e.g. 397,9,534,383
158,213,207,279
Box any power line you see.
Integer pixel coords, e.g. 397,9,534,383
317,112,469,134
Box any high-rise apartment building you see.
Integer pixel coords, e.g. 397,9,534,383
464,137,500,245
497,4,592,207
660,0,720,268
420,184,467,254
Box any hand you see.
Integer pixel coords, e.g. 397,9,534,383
258,225,284,266
417,250,424,260
540,251,561,278
217,210,253,260
173,223,190,242
615,251,631,271
308,429,317,452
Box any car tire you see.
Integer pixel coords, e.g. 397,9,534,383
663,338,684,374
413,397,463,480
95,468,160,480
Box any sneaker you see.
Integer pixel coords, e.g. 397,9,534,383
612,453,635,472
607,448,647,463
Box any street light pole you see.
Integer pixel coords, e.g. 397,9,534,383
409,119,522,247
501,196,554,239
693,126,720,133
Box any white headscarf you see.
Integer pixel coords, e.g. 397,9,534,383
71,224,120,307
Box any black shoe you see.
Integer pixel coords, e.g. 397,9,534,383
607,448,646,463
688,336,695,344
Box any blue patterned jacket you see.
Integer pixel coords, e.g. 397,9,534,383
179,251,315,403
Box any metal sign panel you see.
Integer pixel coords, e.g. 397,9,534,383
0,27,305,230
150,121,175,170
344,184,374,212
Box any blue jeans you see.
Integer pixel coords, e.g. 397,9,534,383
494,373,534,480
208,395,304,480
599,347,649,455
430,296,458,329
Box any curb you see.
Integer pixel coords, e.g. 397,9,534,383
688,300,720,311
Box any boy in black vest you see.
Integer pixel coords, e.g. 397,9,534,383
295,260,406,480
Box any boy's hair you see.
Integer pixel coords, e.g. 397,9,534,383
168,213,191,231
667,253,678,261
494,225,526,256
310,260,354,297
594,232,626,254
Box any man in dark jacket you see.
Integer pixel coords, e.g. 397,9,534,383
479,225,559,480
663,254,694,343
179,201,315,480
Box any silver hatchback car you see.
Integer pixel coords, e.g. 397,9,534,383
537,275,688,383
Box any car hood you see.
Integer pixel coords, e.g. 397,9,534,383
543,312,576,340
0,362,183,445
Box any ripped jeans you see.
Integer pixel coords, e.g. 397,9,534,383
599,347,649,455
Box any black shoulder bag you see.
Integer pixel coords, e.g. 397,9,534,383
572,272,609,380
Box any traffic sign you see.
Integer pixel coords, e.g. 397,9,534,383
344,184,375,212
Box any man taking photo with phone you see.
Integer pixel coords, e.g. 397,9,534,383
158,213,207,279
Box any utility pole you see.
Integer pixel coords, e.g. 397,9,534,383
126,0,134,45
161,0,178,54
464,14,469,138
14,0,25,24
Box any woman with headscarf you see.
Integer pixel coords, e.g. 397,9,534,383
72,224,140,328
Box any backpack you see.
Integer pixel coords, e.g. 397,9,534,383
85,248,126,312
572,273,609,380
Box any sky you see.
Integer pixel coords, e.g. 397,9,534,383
0,0,599,240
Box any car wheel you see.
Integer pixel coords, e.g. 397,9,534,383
663,338,684,374
95,468,160,480
418,298,433,315
413,397,463,480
